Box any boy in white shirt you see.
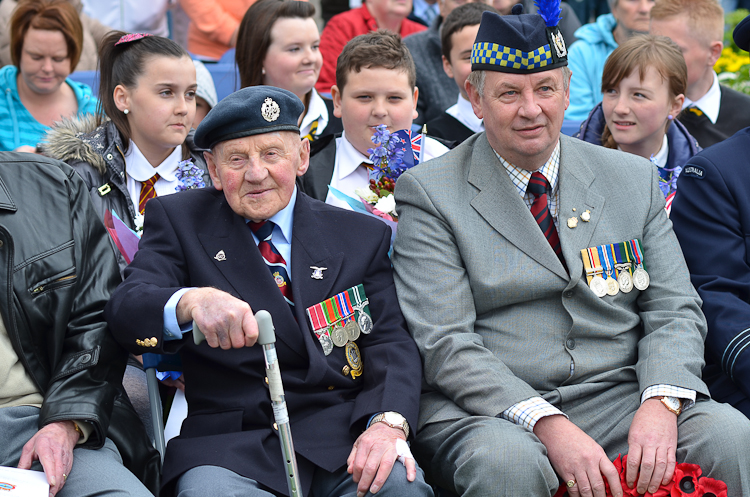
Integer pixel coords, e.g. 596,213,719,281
299,30,450,209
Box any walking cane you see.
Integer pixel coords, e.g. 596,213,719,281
192,311,304,496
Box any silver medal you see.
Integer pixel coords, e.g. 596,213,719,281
357,311,373,334
344,319,361,342
330,324,348,347
633,267,650,291
605,276,619,296
589,275,607,298
617,270,633,293
316,330,334,355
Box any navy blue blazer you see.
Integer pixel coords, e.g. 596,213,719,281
671,127,750,418
105,188,422,496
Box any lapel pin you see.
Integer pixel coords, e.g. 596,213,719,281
214,250,226,261
581,210,591,222
310,266,327,280
567,217,579,229
572,208,577,212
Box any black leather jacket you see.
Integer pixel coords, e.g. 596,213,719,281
0,153,159,493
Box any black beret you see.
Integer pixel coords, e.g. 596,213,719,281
194,86,304,149
734,14,750,52
471,4,568,74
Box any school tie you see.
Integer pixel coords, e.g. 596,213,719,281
248,221,294,307
362,162,378,182
527,171,564,264
138,173,160,215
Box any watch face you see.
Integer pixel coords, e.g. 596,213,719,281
384,412,402,425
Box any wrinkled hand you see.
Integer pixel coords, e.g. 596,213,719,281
347,422,414,497
17,421,80,496
626,398,678,495
177,287,258,349
534,415,622,497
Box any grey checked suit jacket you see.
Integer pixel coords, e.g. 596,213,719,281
392,133,709,431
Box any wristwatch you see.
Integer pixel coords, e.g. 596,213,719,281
370,411,410,439
658,396,683,416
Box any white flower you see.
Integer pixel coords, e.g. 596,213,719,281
374,194,396,215
133,213,144,233
355,187,378,203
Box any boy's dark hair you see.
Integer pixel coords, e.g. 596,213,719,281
441,3,499,62
97,31,189,154
236,0,317,88
335,30,416,92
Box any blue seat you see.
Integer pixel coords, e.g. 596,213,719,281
205,63,241,102
68,70,99,95
561,119,582,137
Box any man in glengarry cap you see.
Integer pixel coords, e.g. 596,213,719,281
105,86,432,497
392,3,750,496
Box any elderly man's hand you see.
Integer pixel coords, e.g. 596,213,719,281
17,421,80,496
347,422,415,497
626,398,678,495
177,287,258,349
534,415,623,497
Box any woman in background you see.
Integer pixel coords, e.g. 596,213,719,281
0,0,96,152
576,34,700,208
236,0,342,142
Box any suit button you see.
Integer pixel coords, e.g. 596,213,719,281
564,290,574,298
566,338,576,350
264,377,269,385
106,153,113,160
328,385,335,390
273,423,278,431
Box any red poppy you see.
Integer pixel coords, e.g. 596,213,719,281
698,477,728,497
673,463,702,496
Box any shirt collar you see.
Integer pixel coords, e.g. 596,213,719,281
258,186,297,246
125,141,182,182
682,72,720,124
300,89,330,138
495,141,561,198
335,131,372,180
647,133,669,168
446,94,484,133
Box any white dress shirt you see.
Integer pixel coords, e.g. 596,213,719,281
682,72,721,124
446,94,484,134
124,141,184,212
300,89,330,140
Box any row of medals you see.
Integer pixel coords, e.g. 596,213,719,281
589,263,650,298
321,305,373,353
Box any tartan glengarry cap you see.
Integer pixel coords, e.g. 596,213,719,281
471,2,568,74
194,86,304,149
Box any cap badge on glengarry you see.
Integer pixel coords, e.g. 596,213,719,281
261,97,280,122
552,30,567,58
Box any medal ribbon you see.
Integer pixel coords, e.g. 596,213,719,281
597,245,614,280
353,284,371,316
307,303,327,331
633,239,647,271
615,242,632,275
588,247,602,277
322,298,343,327
581,248,595,284
606,244,619,277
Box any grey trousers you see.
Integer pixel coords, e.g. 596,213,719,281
415,382,750,496
0,405,153,497
176,459,434,497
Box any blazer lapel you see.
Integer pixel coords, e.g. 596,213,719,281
196,197,307,359
468,135,568,280
557,136,605,289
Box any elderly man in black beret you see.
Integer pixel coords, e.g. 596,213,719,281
391,4,750,497
105,86,431,497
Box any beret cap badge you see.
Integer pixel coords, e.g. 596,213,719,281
262,97,281,122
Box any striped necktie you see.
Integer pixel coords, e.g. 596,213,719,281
528,171,564,265
248,221,294,307
138,173,160,215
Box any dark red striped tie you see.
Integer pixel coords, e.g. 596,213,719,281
528,172,564,265
248,221,294,307
138,173,160,215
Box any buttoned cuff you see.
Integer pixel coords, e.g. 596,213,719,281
162,288,196,341
500,397,567,431
641,384,696,411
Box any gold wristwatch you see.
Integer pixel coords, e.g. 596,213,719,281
658,396,683,416
370,411,410,438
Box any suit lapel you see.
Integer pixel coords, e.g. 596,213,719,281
196,196,306,359
557,136,605,288
468,135,568,280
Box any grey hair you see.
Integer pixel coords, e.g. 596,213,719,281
466,66,572,97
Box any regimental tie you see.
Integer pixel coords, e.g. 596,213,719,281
138,173,160,215
248,221,294,307
527,171,565,267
